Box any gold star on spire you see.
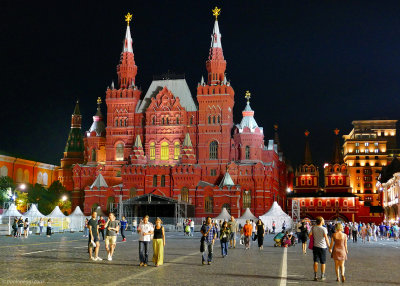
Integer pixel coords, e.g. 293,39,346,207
212,7,221,20
125,12,133,26
245,90,251,103
97,97,102,105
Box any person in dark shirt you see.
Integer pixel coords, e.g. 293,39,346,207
88,211,102,261
98,216,106,240
120,216,128,242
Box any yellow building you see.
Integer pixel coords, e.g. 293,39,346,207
343,120,397,209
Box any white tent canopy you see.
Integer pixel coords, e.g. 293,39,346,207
2,203,22,217
48,206,68,233
48,206,66,218
237,208,258,225
70,206,84,216
68,206,86,231
259,202,292,232
24,204,44,218
214,208,231,221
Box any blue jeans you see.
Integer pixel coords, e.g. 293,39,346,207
190,227,194,236
84,227,88,236
202,241,214,262
220,240,228,256
139,241,149,264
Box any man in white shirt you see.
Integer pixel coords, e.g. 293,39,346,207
310,216,331,281
190,219,195,237
137,215,154,266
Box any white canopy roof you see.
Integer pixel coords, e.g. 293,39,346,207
3,203,22,217
214,208,231,221
24,204,44,217
237,208,257,224
259,202,292,231
90,174,108,189
70,206,84,217
48,206,66,218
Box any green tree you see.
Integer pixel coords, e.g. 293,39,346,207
0,176,15,205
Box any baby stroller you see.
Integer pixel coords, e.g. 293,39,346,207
273,232,285,247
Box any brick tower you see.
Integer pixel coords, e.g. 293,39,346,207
197,8,235,184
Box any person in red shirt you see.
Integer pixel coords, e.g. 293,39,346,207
344,224,350,239
242,220,253,250
98,216,106,241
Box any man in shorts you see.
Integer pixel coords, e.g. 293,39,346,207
310,216,331,281
228,216,238,248
105,212,120,261
88,211,102,261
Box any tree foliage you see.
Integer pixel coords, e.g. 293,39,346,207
0,176,15,205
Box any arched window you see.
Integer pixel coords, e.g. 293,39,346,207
343,200,348,207
16,168,23,182
23,170,30,183
209,141,218,160
213,116,216,124
217,116,220,124
115,119,118,126
37,172,43,184
243,191,251,208
176,116,180,124
107,197,115,212
318,200,322,207
190,117,193,125
301,200,305,207
174,142,180,160
129,187,137,198
91,203,99,214
166,117,169,125
91,149,96,162
245,146,250,159
120,119,123,126
335,200,339,207
125,118,128,126
332,177,336,185
162,118,165,125
222,203,231,213
150,142,155,160
181,187,189,203
152,117,155,125
115,143,124,161
208,116,211,124
0,166,8,177
161,175,165,187
161,142,169,161
153,175,157,187
205,196,213,213
326,200,331,207
310,200,314,207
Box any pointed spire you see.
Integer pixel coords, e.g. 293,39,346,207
303,130,312,165
274,124,281,152
122,19,133,53
111,81,115,89
73,100,80,115
201,76,205,85
238,91,261,131
183,133,193,147
87,97,105,137
134,135,143,148
332,128,344,164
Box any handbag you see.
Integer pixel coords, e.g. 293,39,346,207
308,234,314,250
253,234,258,241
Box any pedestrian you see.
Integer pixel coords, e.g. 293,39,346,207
351,222,358,243
379,222,385,240
219,221,230,257
23,218,29,238
132,219,137,233
120,216,128,242
152,217,165,266
329,223,348,282
104,212,119,261
98,216,106,240
282,221,287,232
344,223,350,239
366,223,372,242
200,216,217,265
83,218,89,237
252,220,257,241
12,218,18,237
361,223,367,243
299,220,308,254
46,219,52,237
242,220,253,250
393,223,399,241
310,216,331,281
39,218,44,236
17,217,24,237
190,219,195,237
272,221,276,234
256,219,265,250
137,215,154,267
228,216,238,248
88,211,102,261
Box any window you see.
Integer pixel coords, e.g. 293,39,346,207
343,200,348,207
210,169,217,176
16,168,23,182
208,116,211,124
356,163,360,167
190,117,193,125
125,118,128,126
301,178,305,186
152,117,155,125
129,188,137,198
308,179,312,185
366,156,370,159
245,146,250,159
217,116,220,123
356,156,360,159
326,200,331,207
161,175,165,187
120,119,123,126
107,197,115,213
310,200,314,207
364,169,372,175
243,191,251,208
318,200,322,207
176,117,179,124
365,142,369,146
0,166,8,177
162,118,165,125
374,142,379,146
338,177,343,185
205,196,213,213
153,175,157,187
213,116,216,124
166,117,169,125
161,142,169,161
42,173,48,186
115,143,124,161
331,178,336,185
91,149,96,162
174,142,180,159
365,149,369,154
115,119,118,126
335,200,339,207
301,200,305,207
374,149,379,153
365,183,372,188
356,149,360,154
355,142,359,146
181,187,189,203
37,172,43,184
209,141,218,160
364,176,372,181
150,142,155,160
356,170,360,173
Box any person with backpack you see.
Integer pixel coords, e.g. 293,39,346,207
200,216,217,265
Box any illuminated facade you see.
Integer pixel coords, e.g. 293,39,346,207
377,158,400,222
58,11,290,216
343,120,397,219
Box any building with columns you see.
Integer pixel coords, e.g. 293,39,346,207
58,10,290,217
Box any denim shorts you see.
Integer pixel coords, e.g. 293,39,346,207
313,247,327,264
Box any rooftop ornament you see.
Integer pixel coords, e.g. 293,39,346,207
212,6,221,20
125,12,132,26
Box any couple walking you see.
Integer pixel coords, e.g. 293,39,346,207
137,215,165,267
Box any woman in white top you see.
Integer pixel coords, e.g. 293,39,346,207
23,218,29,238
39,218,44,235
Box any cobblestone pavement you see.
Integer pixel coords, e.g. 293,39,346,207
0,232,399,285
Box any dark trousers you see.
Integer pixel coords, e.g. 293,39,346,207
47,227,52,236
352,231,357,242
99,229,105,240
139,241,149,264
220,240,228,256
121,228,125,239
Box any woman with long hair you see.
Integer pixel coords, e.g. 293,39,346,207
329,223,348,282
299,220,308,254
152,218,165,266
256,219,265,250
219,221,231,257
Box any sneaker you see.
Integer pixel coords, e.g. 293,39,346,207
143,264,147,267
321,275,326,281
122,238,126,242
90,257,96,261
108,256,112,261
202,261,206,265
95,257,103,261
314,277,318,281
207,262,211,265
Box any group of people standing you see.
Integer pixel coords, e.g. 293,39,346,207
87,212,166,267
11,217,52,237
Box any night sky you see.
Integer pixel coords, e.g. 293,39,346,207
2,1,400,168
